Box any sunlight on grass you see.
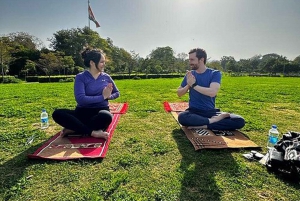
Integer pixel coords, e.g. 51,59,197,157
0,77,300,200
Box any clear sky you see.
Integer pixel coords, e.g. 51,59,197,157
1,0,300,61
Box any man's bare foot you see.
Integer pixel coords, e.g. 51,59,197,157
61,128,75,137
91,130,109,140
209,113,230,124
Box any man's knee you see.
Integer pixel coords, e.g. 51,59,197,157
235,118,245,129
178,112,189,126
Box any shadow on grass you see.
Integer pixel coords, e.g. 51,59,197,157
266,166,300,188
172,128,240,201
0,142,103,201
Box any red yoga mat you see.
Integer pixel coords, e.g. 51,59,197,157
28,103,128,160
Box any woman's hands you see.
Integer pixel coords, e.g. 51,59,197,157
102,83,113,100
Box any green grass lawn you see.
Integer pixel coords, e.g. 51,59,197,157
0,77,300,201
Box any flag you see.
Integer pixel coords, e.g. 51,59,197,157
88,5,100,28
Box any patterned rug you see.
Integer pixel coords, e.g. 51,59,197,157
164,102,260,150
28,103,128,160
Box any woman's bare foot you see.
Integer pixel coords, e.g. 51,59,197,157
61,128,75,137
91,130,109,140
209,112,230,124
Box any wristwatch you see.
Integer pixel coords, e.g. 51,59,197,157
191,83,197,89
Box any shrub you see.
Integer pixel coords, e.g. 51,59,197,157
0,76,22,83
59,77,75,82
132,76,141,80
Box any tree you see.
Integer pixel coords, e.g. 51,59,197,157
107,46,133,74
226,59,238,73
258,55,276,74
140,58,152,75
149,46,175,73
152,64,163,74
7,32,44,50
36,52,62,81
49,51,74,75
249,54,262,73
293,55,300,65
207,60,222,71
220,56,235,72
0,36,13,82
258,53,287,74
291,55,300,74
175,52,188,73
120,48,133,75
9,48,40,76
2,32,42,77
61,56,75,75
130,50,140,75
49,27,111,67
237,59,251,73
23,60,36,80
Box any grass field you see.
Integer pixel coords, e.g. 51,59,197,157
0,77,300,201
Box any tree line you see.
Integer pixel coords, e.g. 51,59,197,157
1,27,300,80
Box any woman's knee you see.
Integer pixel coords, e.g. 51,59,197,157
98,110,113,121
52,109,63,120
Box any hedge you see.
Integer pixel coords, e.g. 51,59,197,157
0,76,22,83
24,74,183,83
248,73,281,77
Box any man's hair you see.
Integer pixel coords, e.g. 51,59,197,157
189,48,207,64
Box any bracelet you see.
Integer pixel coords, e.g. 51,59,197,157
191,83,197,88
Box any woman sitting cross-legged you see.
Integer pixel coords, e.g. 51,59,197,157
52,47,120,139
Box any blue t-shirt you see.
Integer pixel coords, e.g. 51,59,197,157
181,68,221,110
74,71,120,108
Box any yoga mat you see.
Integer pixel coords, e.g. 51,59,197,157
164,102,260,150
109,102,128,114
28,103,128,160
163,101,188,112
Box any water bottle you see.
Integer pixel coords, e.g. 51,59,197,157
267,125,279,149
41,109,49,129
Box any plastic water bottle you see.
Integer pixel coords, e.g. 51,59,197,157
267,125,279,149
41,109,49,129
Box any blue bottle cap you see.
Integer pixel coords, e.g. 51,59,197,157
272,125,277,129
42,109,46,112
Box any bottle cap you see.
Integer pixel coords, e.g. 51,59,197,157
272,125,277,129
42,109,46,112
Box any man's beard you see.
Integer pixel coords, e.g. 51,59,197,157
190,64,199,70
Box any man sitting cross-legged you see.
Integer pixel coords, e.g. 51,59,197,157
177,48,245,130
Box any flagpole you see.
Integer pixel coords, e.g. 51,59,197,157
88,0,90,30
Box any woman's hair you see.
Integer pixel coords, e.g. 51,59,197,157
81,47,104,68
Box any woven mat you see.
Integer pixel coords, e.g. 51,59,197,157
28,103,128,160
164,102,260,150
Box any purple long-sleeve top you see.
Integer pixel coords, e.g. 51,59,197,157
74,71,120,108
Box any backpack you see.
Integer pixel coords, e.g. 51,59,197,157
266,131,300,181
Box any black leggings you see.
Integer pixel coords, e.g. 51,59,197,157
52,107,113,136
